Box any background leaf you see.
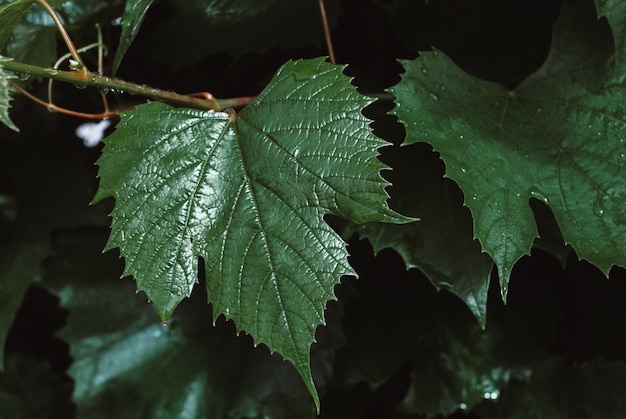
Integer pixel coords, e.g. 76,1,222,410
0,354,73,418
392,0,625,298
0,0,33,52
44,228,342,419
0,118,107,370
111,0,153,76
594,0,626,78
344,142,493,325
94,57,409,407
474,357,626,419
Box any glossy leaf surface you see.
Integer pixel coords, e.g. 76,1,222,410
392,1,626,298
94,57,409,406
112,0,154,76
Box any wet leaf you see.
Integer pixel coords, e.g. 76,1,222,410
392,1,626,299
94,57,411,407
112,0,154,76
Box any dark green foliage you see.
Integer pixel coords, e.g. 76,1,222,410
1,0,626,417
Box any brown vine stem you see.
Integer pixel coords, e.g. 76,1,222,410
317,0,336,64
3,59,253,113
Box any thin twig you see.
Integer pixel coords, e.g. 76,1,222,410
12,81,122,119
33,0,89,78
48,43,101,109
95,23,111,113
317,0,336,64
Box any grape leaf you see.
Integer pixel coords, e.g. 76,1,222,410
392,0,625,299
594,0,626,77
111,0,154,76
0,56,17,132
44,229,339,419
345,143,493,326
93,57,411,407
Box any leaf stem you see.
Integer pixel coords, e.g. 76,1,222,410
317,0,336,64
33,0,88,77
2,59,254,113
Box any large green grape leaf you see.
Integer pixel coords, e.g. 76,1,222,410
111,0,154,76
0,56,17,132
594,0,626,77
93,57,410,407
392,0,625,299
44,229,341,419
345,143,493,326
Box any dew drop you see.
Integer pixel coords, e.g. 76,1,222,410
593,194,608,216
73,82,87,90
97,86,111,95
15,72,30,81
530,190,548,204
421,68,428,75
429,93,439,101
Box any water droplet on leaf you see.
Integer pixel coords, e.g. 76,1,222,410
593,194,608,216
530,190,548,204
